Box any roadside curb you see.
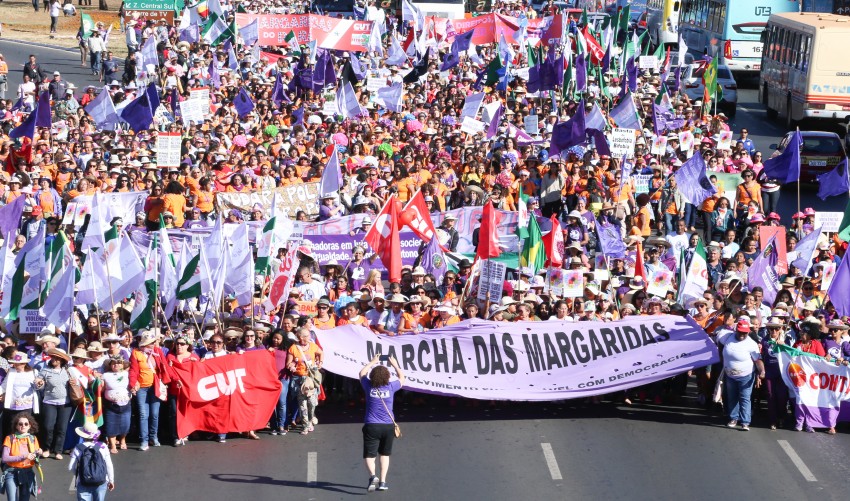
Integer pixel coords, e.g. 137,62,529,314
0,38,76,53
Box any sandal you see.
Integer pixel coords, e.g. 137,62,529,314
301,429,309,435
248,431,260,440
119,443,127,450
54,454,63,460
110,448,118,454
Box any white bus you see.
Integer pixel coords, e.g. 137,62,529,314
646,0,681,48
759,12,850,127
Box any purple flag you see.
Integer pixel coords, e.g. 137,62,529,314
0,195,26,239
597,219,626,259
224,39,239,71
486,104,504,139
453,30,474,53
762,129,802,184
144,82,160,115
234,88,255,117
747,234,780,305
271,72,289,107
554,54,564,88
35,91,51,128
791,226,821,275
549,104,586,159
239,18,259,46
817,158,849,200
8,107,38,140
419,234,447,284
527,62,543,94
609,92,641,130
440,32,472,71
318,148,342,196
575,55,587,92
180,24,199,43
627,56,637,91
169,86,181,117
601,41,611,73
589,129,611,157
674,150,717,206
350,55,367,80
119,92,153,132
293,106,304,127
828,252,850,316
209,59,221,89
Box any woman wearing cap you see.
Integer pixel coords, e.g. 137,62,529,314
165,336,199,446
359,355,405,492
1,411,43,501
129,332,170,451
38,348,72,459
69,422,115,497
717,319,765,431
0,352,44,439
101,357,132,453
761,318,791,430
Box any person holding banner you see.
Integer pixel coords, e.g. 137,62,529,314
359,355,404,493
718,319,765,431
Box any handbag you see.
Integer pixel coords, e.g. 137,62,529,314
68,375,85,406
379,396,401,438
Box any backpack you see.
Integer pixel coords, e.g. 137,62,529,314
76,444,107,486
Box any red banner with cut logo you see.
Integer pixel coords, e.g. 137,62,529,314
236,13,373,52
172,350,281,438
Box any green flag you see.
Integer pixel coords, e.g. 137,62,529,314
285,30,302,56
485,55,504,87
81,13,95,41
581,8,588,27
520,215,545,275
618,6,630,36
130,234,158,330
562,57,573,102
637,30,649,56
526,42,539,67
176,252,202,299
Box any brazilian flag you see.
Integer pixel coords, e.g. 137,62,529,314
520,215,545,275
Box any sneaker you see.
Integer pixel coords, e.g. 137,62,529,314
279,428,287,436
152,441,161,447
270,430,278,436
218,437,227,443
367,475,379,492
312,417,318,425
377,482,388,491
173,440,182,447
741,424,750,431
805,426,815,433
727,420,738,428
139,443,149,451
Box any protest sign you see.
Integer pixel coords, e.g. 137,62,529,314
215,183,320,219
317,315,720,400
461,92,485,120
759,226,788,276
610,128,637,158
651,135,668,155
72,191,148,228
639,56,658,70
821,261,837,290
156,132,183,167
563,270,585,298
180,99,205,126
678,130,694,155
647,270,674,297
546,268,565,297
460,117,486,135
717,130,733,150
19,309,49,334
188,87,211,117
303,231,424,268
815,212,844,233
524,115,539,135
296,300,319,318
633,174,653,194
477,259,507,303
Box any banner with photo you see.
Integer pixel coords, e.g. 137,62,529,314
215,182,320,219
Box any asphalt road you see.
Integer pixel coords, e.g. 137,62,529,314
31,395,850,501
0,38,111,94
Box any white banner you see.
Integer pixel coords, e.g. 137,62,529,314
156,132,183,167
460,117,485,135
460,92,485,120
609,128,636,158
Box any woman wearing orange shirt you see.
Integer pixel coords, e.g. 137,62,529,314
398,296,427,333
144,184,165,230
313,299,337,330
195,178,215,218
430,304,460,329
161,182,188,228
734,169,762,220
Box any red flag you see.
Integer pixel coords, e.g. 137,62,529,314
582,25,605,65
476,201,503,260
171,351,282,438
542,215,564,268
400,189,438,242
365,195,403,283
634,241,648,282
402,28,416,53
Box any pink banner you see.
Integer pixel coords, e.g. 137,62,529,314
235,14,373,52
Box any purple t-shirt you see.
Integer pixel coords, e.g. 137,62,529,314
361,376,401,424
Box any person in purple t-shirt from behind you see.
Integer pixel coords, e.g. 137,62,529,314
359,355,405,493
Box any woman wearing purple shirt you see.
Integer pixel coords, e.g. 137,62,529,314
359,355,405,493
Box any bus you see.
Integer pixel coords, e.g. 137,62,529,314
646,0,680,48
759,12,850,127
678,0,798,74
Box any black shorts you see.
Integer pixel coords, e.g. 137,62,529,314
362,424,395,458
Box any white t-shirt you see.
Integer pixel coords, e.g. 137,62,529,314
297,280,326,301
718,332,760,378
50,1,61,17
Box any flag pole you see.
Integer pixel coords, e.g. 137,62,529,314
89,260,103,341
796,127,801,215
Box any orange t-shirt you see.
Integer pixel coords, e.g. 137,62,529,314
313,315,337,330
161,193,187,227
2,435,40,469
287,343,320,377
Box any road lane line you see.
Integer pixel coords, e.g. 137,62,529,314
777,440,817,482
540,443,562,480
69,475,76,492
307,452,318,484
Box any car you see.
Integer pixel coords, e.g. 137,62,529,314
769,131,847,183
680,62,738,117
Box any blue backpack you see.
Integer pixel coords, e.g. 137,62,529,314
76,444,107,486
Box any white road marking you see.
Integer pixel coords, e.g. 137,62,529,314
307,451,317,484
540,443,562,480
777,440,817,482
69,475,76,492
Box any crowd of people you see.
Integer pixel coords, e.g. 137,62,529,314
0,1,848,495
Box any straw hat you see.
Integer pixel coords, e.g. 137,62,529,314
10,351,30,364
87,341,108,353
75,422,101,440
47,348,72,363
70,348,91,360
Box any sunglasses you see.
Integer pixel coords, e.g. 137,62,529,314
212,341,224,345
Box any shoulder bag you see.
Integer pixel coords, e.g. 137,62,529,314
379,396,401,438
